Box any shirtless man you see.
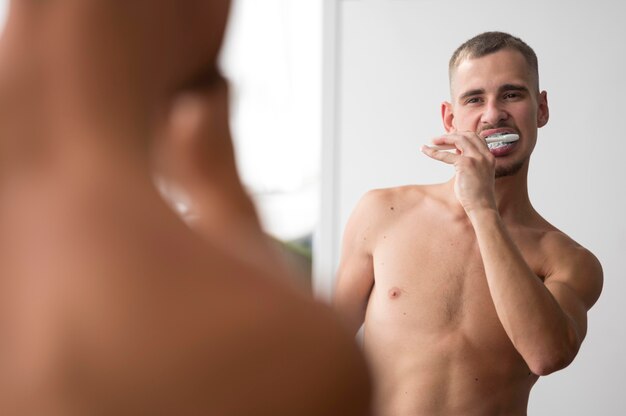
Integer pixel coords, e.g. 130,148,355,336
0,1,370,414
334,32,603,415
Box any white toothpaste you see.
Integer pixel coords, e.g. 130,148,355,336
485,133,519,150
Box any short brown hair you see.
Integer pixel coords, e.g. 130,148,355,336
449,31,539,91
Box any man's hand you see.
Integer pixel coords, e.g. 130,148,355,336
421,132,497,214
150,79,297,281
151,76,260,228
152,76,232,203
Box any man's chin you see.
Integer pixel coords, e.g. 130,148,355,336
495,159,526,179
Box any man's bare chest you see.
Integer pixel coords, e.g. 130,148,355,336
367,214,543,338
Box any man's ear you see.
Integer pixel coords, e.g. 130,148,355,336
441,101,455,132
537,91,549,128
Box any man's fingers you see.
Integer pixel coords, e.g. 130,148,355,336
420,145,459,165
169,94,206,146
431,131,487,155
424,143,456,151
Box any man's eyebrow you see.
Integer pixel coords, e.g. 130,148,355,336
459,88,485,99
458,88,484,100
500,84,529,93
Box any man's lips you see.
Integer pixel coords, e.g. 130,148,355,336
480,128,517,139
489,140,518,157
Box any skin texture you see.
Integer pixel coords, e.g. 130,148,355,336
334,48,602,416
0,1,371,414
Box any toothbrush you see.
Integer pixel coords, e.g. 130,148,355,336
485,133,519,144
424,133,519,151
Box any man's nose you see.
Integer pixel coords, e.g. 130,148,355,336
481,99,508,126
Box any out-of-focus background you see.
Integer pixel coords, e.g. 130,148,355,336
218,0,323,282
219,0,322,246
1,0,624,414
0,0,324,282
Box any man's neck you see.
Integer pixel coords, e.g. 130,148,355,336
492,163,535,223
442,163,535,224
0,126,159,227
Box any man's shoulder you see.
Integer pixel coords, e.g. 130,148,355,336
345,184,448,235
134,249,371,415
536,226,598,264
203,268,372,415
260,294,372,414
358,184,441,213
535,227,603,292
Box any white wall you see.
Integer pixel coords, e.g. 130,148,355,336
317,0,626,414
0,0,7,35
220,0,322,241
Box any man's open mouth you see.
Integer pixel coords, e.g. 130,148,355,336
485,132,519,150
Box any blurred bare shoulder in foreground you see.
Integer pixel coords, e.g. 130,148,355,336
0,1,370,414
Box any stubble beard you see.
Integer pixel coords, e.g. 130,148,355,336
495,158,526,179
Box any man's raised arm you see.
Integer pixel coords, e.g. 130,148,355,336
422,132,603,375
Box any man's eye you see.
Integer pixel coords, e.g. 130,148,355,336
503,92,520,99
465,97,481,104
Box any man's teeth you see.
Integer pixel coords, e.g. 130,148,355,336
485,133,519,150
488,141,509,150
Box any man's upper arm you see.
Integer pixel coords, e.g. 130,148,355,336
333,191,379,335
543,238,603,346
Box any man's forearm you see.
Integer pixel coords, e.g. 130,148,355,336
468,208,579,375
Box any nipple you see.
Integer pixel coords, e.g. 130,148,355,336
388,287,401,299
